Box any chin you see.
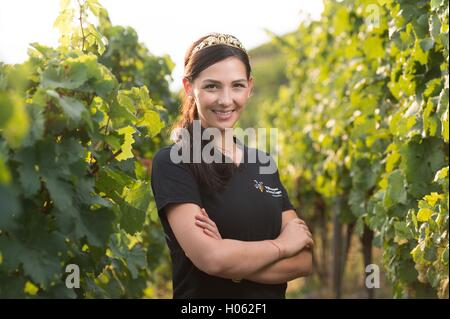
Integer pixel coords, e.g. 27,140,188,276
214,119,238,130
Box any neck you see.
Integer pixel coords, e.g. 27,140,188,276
213,129,236,153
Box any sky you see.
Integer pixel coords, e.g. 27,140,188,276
0,0,323,91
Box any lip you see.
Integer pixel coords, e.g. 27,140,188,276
212,109,236,121
212,109,236,113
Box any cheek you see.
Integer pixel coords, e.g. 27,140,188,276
235,94,249,109
237,94,249,104
196,92,215,108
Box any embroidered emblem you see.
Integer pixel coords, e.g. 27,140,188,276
253,180,283,197
264,185,282,197
253,179,264,192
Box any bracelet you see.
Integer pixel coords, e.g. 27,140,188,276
267,240,282,259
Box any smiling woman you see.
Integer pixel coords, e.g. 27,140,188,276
150,32,314,299
172,33,254,192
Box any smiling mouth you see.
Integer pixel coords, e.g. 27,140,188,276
211,109,236,121
212,109,236,115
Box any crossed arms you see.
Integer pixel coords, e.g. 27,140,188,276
165,203,314,284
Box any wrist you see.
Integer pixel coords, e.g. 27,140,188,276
269,239,285,259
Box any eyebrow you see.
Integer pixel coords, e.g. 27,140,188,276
202,78,247,84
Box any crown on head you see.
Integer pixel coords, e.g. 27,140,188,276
192,33,247,55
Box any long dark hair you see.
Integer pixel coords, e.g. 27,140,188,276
171,33,252,194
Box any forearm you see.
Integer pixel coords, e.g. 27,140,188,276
244,248,313,284
211,238,281,280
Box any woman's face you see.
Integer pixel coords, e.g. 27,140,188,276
183,56,253,131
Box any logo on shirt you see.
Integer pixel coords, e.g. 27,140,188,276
253,180,282,197
254,180,265,192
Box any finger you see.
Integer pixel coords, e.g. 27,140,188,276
201,208,209,217
298,225,309,236
300,226,312,236
303,227,313,239
195,214,207,222
300,224,311,233
196,212,212,222
294,220,307,228
203,228,220,240
196,220,220,236
203,214,218,228
306,237,315,248
204,226,222,240
196,214,217,229
303,229,312,238
297,219,312,231
196,213,221,239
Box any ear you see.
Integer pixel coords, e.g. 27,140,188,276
247,76,254,97
182,77,193,97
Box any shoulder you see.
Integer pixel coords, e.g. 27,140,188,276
152,144,187,167
152,144,174,166
151,144,193,176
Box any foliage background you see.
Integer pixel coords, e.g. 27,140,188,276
0,0,448,298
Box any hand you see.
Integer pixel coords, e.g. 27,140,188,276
295,218,313,248
195,208,222,240
275,218,314,258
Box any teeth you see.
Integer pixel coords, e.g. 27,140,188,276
213,110,234,115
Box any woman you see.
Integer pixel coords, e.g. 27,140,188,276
150,32,314,298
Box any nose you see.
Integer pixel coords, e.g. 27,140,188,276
218,88,233,106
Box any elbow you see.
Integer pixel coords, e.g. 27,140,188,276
302,265,313,277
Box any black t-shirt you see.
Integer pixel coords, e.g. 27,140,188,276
150,141,295,299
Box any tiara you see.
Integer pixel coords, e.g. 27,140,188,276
192,33,247,55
